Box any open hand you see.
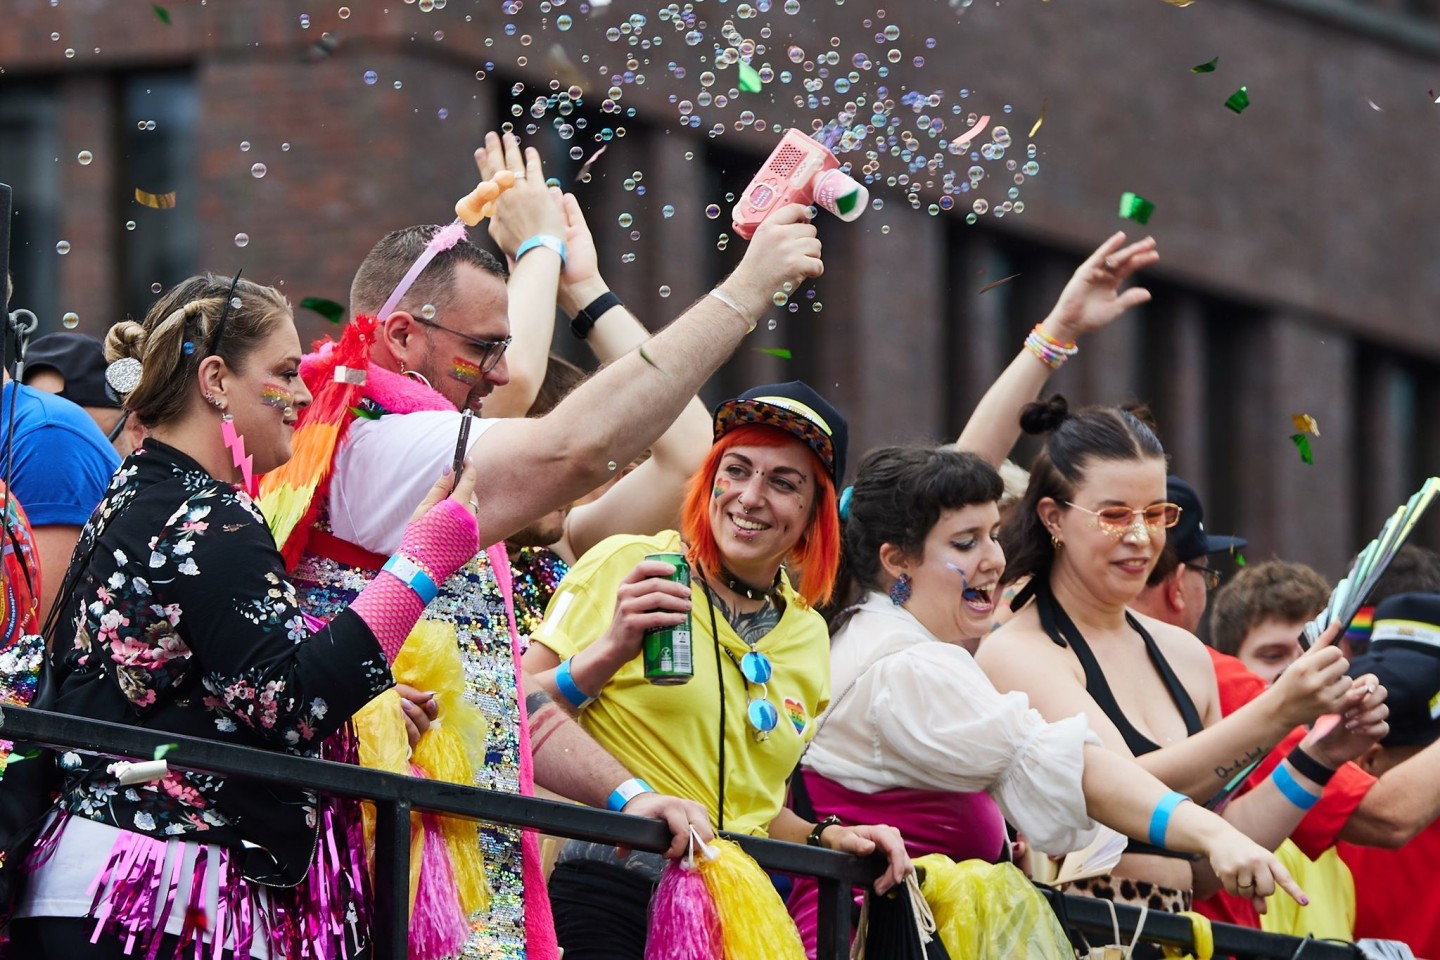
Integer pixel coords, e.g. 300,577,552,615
1040,232,1158,344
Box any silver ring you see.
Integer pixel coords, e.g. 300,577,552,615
512,171,527,179
1102,256,1117,272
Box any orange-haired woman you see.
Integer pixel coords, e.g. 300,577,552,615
523,381,909,960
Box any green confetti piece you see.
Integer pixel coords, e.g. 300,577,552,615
1234,552,1247,567
755,347,792,360
349,405,380,420
153,743,179,761
2,747,40,772
1290,433,1314,465
300,297,345,324
1191,57,1219,74
152,4,172,24
1118,191,1155,225
1225,86,1250,114
737,61,762,94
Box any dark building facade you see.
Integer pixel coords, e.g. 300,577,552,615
3,0,1440,583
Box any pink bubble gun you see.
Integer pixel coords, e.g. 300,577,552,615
731,128,869,240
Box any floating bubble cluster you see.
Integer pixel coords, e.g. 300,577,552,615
497,0,1035,227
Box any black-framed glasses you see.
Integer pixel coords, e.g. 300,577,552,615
414,315,511,374
1065,501,1182,538
1186,563,1223,592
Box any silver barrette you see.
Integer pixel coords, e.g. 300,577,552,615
104,357,144,397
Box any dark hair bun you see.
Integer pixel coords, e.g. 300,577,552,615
1119,399,1160,436
1019,394,1070,435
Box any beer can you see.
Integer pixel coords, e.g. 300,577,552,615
642,552,693,685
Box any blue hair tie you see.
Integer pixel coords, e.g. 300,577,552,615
838,485,854,522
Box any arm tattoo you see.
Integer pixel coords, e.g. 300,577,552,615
710,591,783,646
1213,745,1265,782
526,689,558,716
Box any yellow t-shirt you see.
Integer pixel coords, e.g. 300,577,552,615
1259,841,1355,941
534,531,831,836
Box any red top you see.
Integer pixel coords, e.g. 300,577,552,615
1194,649,1376,928
1340,819,1440,957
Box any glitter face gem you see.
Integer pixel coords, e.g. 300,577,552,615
260,383,294,411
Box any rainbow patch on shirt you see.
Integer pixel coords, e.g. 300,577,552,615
260,384,293,411
450,357,482,385
784,697,807,736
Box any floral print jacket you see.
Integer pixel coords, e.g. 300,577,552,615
46,440,393,884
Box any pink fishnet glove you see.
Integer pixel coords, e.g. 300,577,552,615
350,498,479,661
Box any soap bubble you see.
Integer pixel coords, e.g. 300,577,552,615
420,304,437,319
234,233,250,247
55,241,70,255
658,285,672,297
363,70,377,85
61,312,80,329
250,163,267,178
76,150,93,165
705,204,721,219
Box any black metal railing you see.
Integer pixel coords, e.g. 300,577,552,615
0,706,1358,959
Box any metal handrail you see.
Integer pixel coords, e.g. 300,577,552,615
0,706,1357,959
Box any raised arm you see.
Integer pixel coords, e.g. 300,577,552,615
474,132,567,420
467,204,821,548
550,190,712,561
954,232,1157,466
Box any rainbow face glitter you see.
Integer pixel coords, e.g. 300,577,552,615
449,356,482,385
260,383,294,411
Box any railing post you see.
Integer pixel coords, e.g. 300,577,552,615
815,876,852,960
371,799,412,960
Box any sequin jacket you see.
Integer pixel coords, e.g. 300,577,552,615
45,440,393,885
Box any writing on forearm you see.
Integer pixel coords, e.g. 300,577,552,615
528,689,569,755
1213,745,1265,781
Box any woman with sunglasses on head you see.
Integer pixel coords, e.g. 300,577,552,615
4,275,482,959
523,381,910,960
974,397,1388,930
789,445,1316,957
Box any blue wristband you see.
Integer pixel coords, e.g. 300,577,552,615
1148,790,1190,849
1271,761,1322,811
516,233,567,266
607,777,654,813
381,554,439,605
555,657,596,710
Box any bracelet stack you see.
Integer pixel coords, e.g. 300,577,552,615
1024,324,1079,370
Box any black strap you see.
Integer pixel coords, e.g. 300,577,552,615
1035,585,1204,756
701,575,727,833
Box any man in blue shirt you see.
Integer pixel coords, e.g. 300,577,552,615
4,278,120,616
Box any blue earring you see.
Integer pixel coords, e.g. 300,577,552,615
888,573,912,606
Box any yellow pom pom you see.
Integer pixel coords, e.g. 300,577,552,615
699,837,806,960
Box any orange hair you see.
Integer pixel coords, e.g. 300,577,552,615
680,424,840,607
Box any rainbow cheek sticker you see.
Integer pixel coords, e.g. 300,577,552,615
783,697,807,736
260,384,294,411
712,477,731,499
449,356,482,385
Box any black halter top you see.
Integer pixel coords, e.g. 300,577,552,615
1030,581,1205,859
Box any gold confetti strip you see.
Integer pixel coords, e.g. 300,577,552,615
1291,413,1320,437
134,188,177,209
1028,99,1048,139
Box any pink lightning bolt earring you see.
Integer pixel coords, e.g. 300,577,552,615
208,272,256,497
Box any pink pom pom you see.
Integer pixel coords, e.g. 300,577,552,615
408,767,469,960
425,220,470,253
646,860,723,960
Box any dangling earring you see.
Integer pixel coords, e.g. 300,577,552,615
888,572,912,606
398,360,433,388
1051,534,1062,549
218,408,257,497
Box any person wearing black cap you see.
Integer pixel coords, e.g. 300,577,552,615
1131,476,1245,637
22,332,133,452
1340,593,1440,957
526,381,911,958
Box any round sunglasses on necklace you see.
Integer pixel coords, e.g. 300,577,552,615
729,648,777,739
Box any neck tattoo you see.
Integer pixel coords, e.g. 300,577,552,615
709,587,782,646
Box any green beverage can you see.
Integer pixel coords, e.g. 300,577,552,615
642,552,693,685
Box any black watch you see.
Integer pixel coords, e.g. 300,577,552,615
807,815,843,847
569,291,623,339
